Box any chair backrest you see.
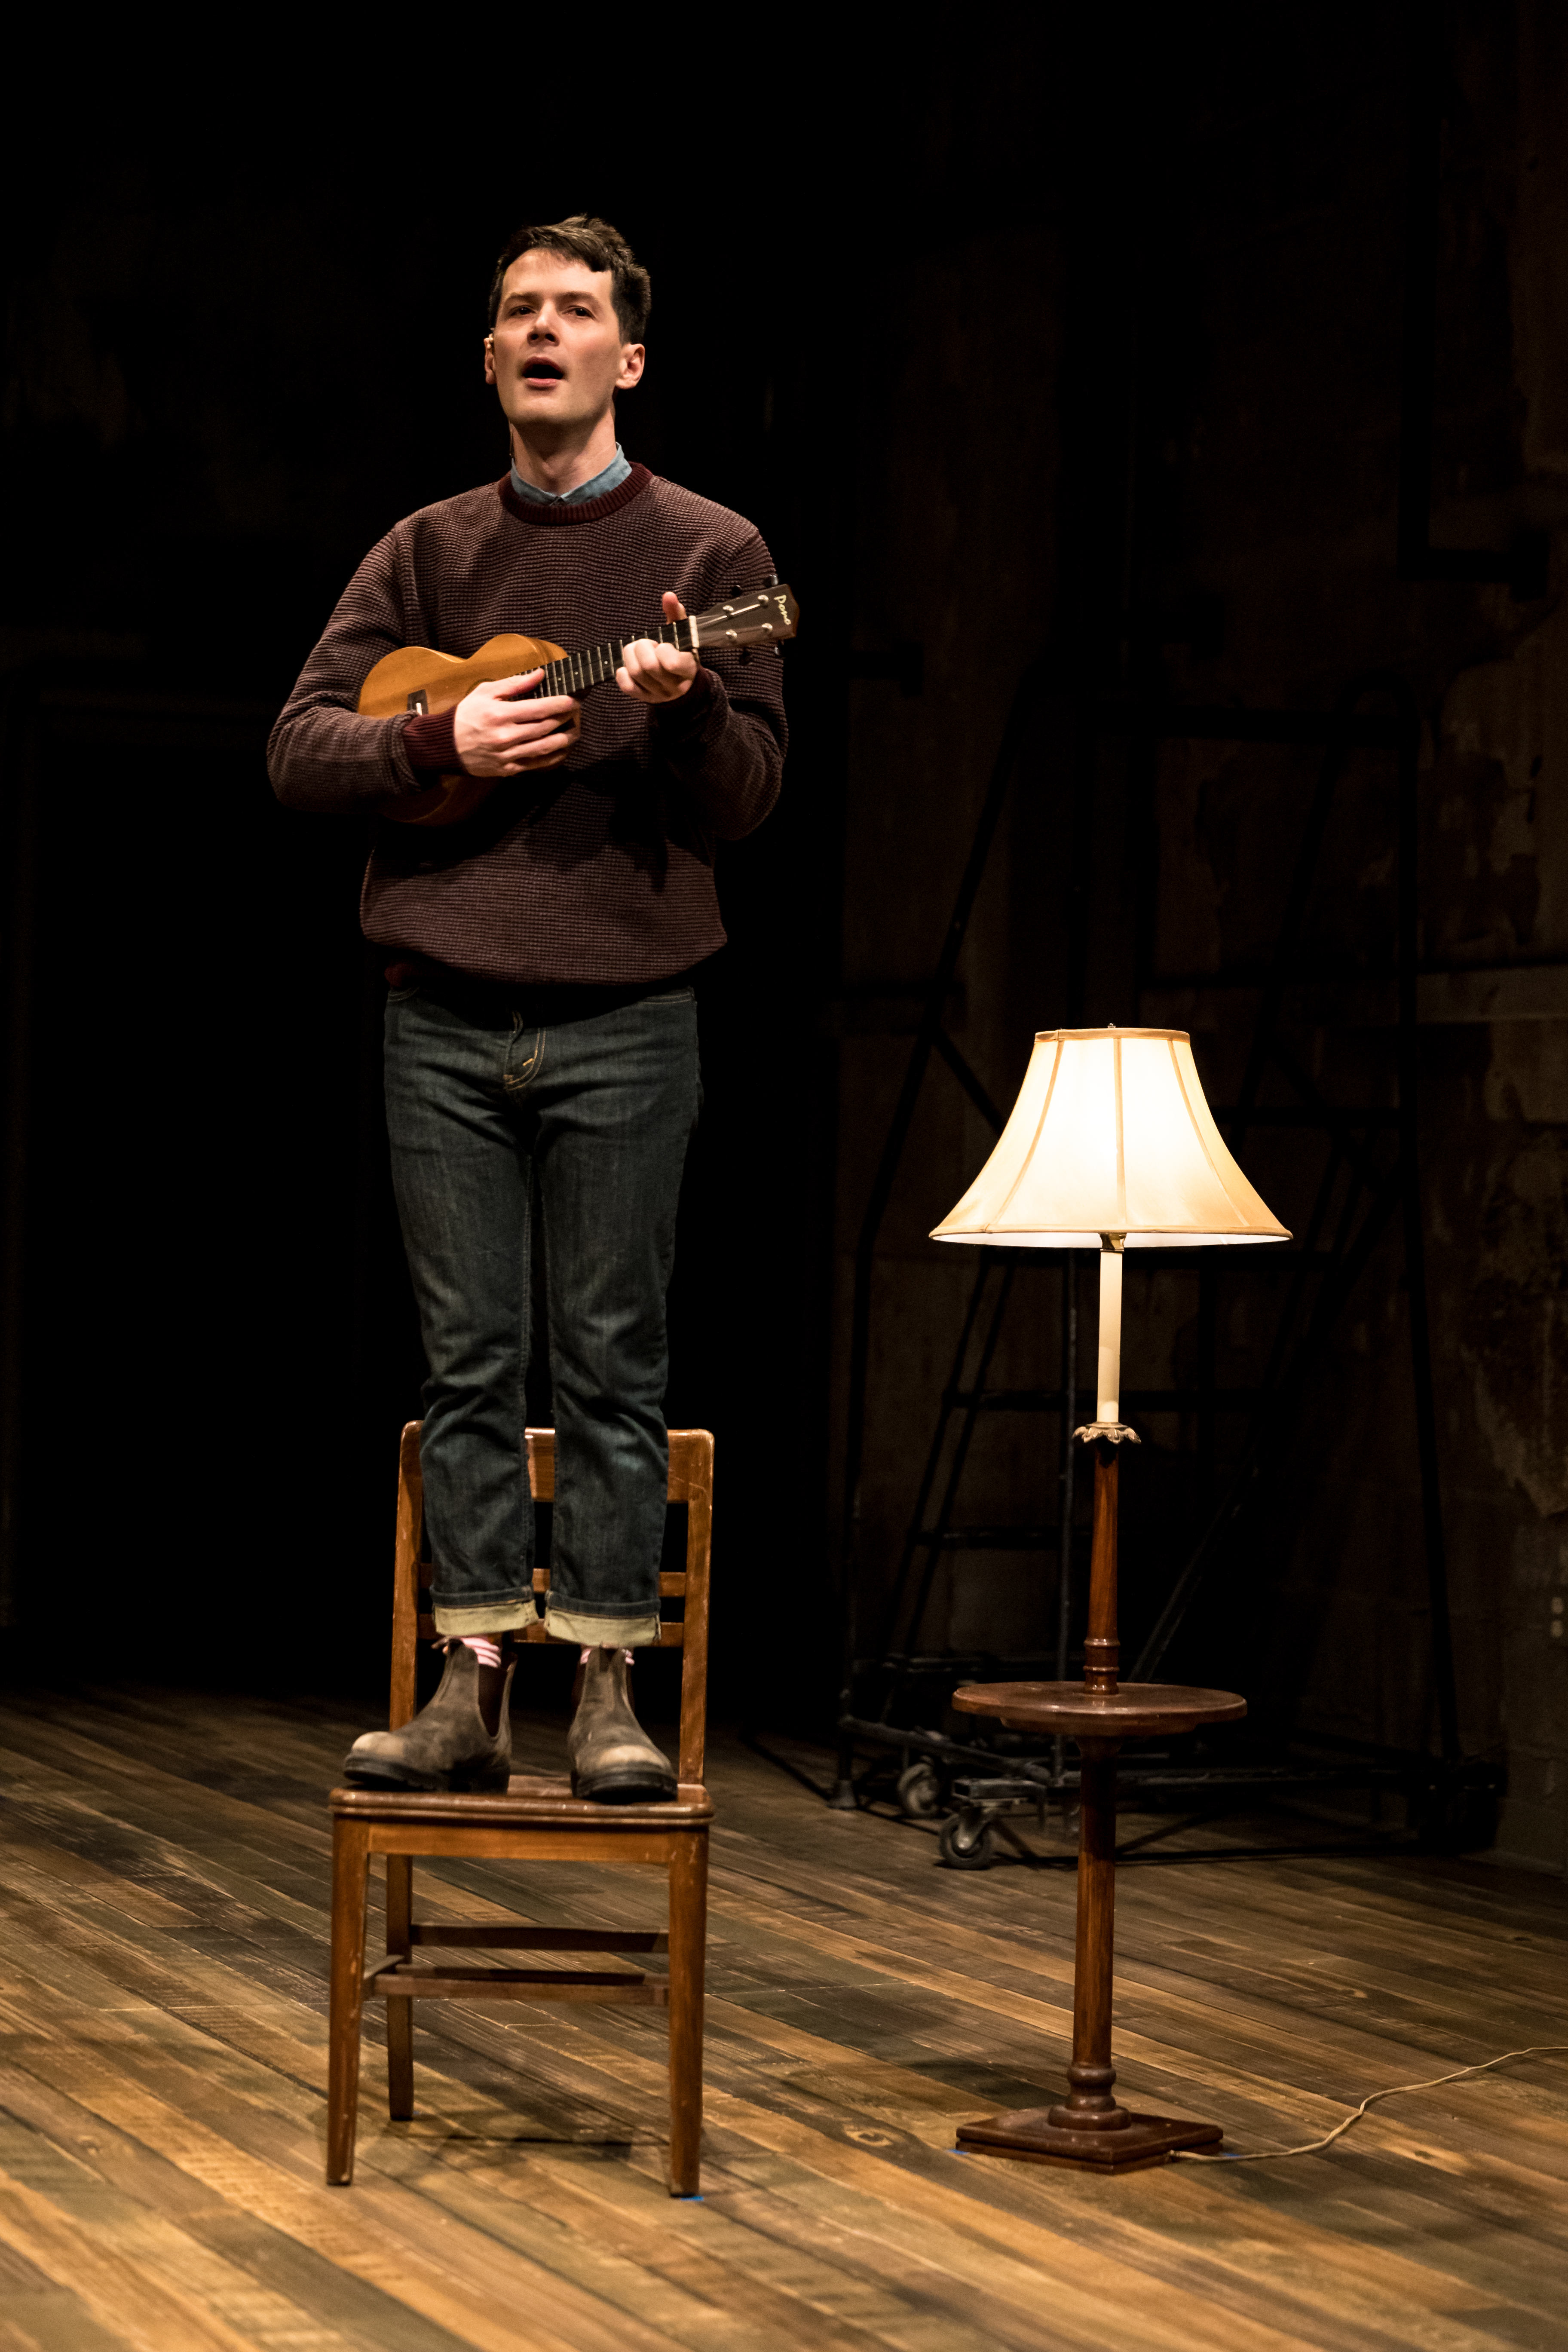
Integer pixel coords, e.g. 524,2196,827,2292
389,1424,714,1785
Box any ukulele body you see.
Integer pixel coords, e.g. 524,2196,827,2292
358,632,565,828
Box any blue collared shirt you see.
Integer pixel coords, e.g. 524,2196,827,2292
509,445,632,507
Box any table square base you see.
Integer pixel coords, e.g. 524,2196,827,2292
957,2107,1223,2173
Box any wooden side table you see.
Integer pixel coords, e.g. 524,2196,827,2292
950,1432,1246,2172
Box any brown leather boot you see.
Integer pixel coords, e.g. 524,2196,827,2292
567,1648,677,1804
341,1641,514,1791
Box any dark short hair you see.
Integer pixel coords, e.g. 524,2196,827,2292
487,215,651,343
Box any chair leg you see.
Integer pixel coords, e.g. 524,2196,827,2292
327,1821,371,2185
385,1853,414,2121
667,1830,708,2196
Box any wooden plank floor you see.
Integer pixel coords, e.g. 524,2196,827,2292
0,1684,1564,2352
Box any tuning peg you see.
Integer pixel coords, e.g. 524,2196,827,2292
738,647,752,664
774,643,785,658
765,573,778,588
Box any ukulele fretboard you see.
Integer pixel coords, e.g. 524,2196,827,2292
532,616,699,699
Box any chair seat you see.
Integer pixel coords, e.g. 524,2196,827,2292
330,1771,713,1828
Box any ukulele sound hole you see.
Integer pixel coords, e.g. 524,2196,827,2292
405,689,429,713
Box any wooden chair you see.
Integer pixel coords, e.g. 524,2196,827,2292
327,1423,714,2192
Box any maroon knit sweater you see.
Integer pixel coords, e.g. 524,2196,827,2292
268,466,787,986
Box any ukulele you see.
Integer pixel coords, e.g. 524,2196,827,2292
358,579,800,828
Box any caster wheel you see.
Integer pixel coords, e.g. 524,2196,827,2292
1411,1779,1499,1854
938,1813,996,1870
897,1761,943,1818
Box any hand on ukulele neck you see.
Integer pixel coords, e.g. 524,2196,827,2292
616,591,698,705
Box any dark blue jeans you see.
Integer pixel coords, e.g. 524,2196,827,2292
383,975,701,1644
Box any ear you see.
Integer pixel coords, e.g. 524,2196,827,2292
617,342,646,392
484,334,498,387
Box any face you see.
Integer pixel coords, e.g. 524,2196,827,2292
484,251,643,437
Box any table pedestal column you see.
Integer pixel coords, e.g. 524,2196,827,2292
1047,1740,1130,2133
955,1725,1225,2173
952,1438,1242,2173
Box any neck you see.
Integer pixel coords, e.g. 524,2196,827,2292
508,409,619,496
528,609,699,702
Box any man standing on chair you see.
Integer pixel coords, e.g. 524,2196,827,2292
269,215,784,1799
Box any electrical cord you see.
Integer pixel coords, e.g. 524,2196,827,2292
1171,2044,1568,2162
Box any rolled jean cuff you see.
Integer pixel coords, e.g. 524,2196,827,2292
430,1596,539,1636
544,1604,661,1648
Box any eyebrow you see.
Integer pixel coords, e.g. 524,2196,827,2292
502,288,604,309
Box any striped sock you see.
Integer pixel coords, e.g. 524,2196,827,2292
579,1647,636,1665
461,1636,502,1670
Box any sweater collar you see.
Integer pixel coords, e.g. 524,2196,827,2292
497,462,654,528
509,444,631,506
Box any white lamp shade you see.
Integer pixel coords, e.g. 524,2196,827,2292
931,1027,1290,1247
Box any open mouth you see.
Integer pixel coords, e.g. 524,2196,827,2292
523,359,565,385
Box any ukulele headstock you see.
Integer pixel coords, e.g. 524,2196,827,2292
690,582,799,652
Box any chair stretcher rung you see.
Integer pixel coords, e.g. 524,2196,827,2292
527,1569,686,1595
417,1615,685,1645
519,1621,684,1645
406,1925,669,1951
367,1960,667,2005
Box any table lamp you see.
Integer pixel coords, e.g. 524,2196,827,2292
931,1025,1289,2170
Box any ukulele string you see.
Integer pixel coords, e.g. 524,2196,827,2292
522,618,694,699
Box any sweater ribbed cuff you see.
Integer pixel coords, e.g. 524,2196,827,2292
402,708,462,778
649,666,718,735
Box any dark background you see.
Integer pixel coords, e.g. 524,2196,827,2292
3,10,1566,1870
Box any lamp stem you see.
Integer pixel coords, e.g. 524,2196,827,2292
1082,1236,1125,1695
1095,1237,1124,1422
1084,1442,1121,1692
